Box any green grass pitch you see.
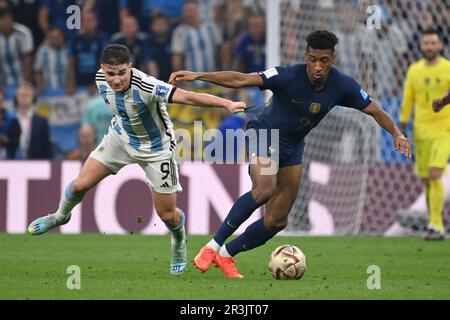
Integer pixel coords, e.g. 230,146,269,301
1,233,449,300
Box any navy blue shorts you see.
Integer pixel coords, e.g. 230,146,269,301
245,120,304,168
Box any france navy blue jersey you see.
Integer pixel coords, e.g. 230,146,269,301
254,64,372,143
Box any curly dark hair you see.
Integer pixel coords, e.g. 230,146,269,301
101,44,131,65
306,30,339,52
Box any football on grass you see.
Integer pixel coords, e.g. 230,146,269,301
268,244,307,280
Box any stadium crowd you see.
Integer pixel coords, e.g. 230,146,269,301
0,0,448,161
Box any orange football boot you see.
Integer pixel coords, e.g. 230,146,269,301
193,246,217,272
214,254,244,279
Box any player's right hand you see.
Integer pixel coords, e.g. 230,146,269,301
432,98,446,113
226,101,247,113
168,71,198,86
394,134,412,160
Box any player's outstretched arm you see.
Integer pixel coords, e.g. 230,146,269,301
432,89,450,112
168,70,263,88
171,88,246,113
362,102,412,159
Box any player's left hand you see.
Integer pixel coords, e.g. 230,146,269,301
226,101,247,113
432,98,446,113
394,135,412,159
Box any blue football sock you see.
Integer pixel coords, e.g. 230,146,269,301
55,181,86,221
213,191,261,246
64,181,86,202
225,217,278,257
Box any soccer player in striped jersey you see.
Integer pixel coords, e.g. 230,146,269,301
28,44,246,275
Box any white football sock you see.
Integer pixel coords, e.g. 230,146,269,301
54,196,79,222
219,245,232,258
207,239,221,252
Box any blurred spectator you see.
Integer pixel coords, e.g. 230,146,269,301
44,89,88,160
14,82,52,159
242,0,266,16
110,15,148,71
67,10,109,93
120,0,185,31
77,124,96,161
169,0,226,160
34,26,69,97
82,93,113,146
334,2,366,80
234,15,265,73
8,0,43,49
146,13,172,81
361,6,407,101
216,0,245,42
0,89,21,159
119,0,149,32
84,0,121,36
215,0,246,70
0,6,33,104
150,0,185,26
38,0,80,41
279,0,301,65
171,0,224,74
197,0,223,23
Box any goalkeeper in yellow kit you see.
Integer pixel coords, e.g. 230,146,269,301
400,29,450,240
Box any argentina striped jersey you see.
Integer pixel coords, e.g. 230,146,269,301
95,68,177,152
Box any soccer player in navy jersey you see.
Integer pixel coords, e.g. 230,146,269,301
169,30,412,278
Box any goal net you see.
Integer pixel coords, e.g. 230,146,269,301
267,0,450,235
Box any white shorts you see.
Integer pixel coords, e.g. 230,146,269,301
90,128,181,194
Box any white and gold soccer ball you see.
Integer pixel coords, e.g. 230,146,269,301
268,244,307,280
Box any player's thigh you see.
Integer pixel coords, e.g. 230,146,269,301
246,125,279,195
249,156,278,202
428,138,450,178
414,140,432,178
264,165,302,225
73,157,113,191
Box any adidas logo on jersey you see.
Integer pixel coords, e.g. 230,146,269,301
160,182,171,188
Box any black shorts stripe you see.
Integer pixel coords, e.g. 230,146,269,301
156,102,174,141
170,158,177,186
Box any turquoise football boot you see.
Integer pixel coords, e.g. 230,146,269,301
28,213,71,235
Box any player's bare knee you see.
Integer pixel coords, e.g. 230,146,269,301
265,216,288,232
251,187,274,204
157,208,177,223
